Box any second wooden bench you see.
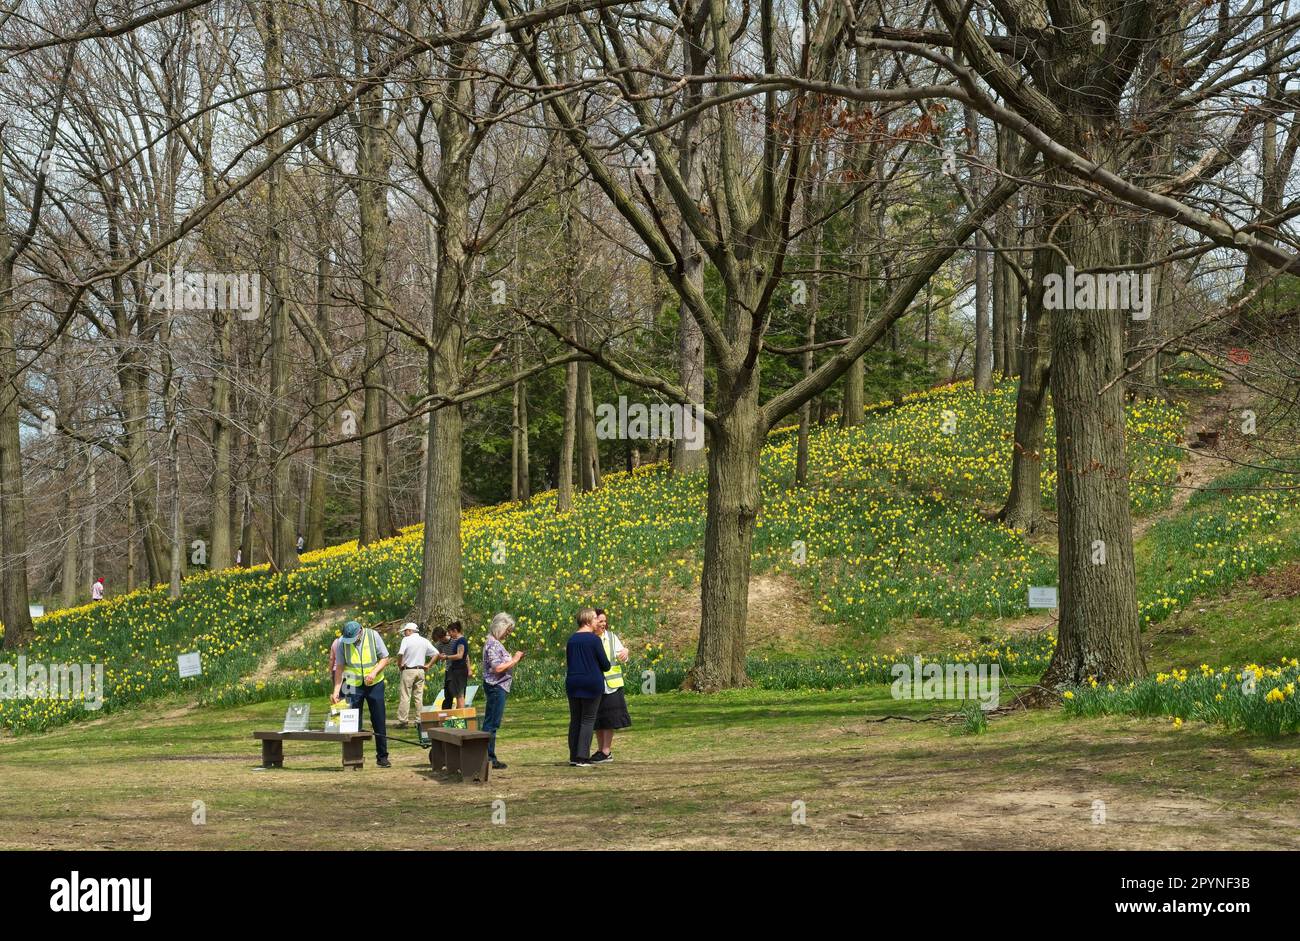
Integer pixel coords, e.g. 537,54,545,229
420,725,491,783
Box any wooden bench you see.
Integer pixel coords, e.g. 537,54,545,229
419,706,479,730
420,725,491,783
253,730,375,770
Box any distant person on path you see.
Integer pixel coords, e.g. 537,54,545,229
481,612,524,770
441,621,469,710
395,622,436,728
296,534,305,554
590,608,630,763
565,608,610,768
91,577,104,602
331,620,391,768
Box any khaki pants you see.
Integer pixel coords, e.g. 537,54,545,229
397,667,426,723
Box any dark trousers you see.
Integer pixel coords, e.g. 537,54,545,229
345,680,388,761
483,683,507,760
568,694,600,762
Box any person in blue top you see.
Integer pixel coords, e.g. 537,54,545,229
565,608,610,767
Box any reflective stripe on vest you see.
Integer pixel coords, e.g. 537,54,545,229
341,629,379,686
601,631,624,690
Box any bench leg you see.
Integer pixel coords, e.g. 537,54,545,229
428,740,445,771
261,739,284,768
461,739,490,783
444,743,461,777
342,738,365,770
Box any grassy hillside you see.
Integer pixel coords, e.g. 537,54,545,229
8,377,1293,735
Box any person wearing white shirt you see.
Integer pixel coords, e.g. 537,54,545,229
590,608,631,763
395,622,436,727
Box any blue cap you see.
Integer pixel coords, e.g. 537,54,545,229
340,621,362,644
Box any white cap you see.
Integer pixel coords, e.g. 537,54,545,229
402,622,420,633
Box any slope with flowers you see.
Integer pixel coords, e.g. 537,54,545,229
2,377,1273,734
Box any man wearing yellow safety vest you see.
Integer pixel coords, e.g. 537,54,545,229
589,608,631,763
331,620,392,767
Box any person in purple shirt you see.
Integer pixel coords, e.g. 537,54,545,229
481,612,524,770
565,608,610,767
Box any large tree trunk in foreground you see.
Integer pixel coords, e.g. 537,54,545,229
1041,176,1144,686
418,391,463,628
686,384,761,691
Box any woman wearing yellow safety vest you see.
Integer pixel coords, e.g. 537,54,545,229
331,620,392,767
590,609,630,763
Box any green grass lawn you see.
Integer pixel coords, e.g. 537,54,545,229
3,683,1298,850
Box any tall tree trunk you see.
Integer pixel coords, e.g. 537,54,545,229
840,45,873,425
305,224,332,551
687,380,760,690
556,152,579,512
81,452,97,588
973,230,991,390
416,243,465,628
168,426,183,598
999,200,1051,532
209,307,234,568
60,444,80,608
577,348,601,491
126,494,137,591
992,123,1021,378
968,102,992,391
414,52,476,627
672,19,707,474
511,337,531,502
1041,172,1144,686
557,361,578,512
356,52,393,545
0,255,33,645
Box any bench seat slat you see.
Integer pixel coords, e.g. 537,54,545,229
253,731,374,742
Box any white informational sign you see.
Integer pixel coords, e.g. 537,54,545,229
1028,586,1058,609
28,604,44,619
337,708,360,734
464,684,479,707
177,651,203,678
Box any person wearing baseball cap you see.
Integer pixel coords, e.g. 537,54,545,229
395,622,436,729
331,620,392,767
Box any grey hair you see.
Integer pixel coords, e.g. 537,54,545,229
489,612,516,639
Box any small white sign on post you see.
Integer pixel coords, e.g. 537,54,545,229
1028,586,1058,609
177,652,203,678
28,604,44,619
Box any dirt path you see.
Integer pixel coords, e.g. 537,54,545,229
1132,382,1252,542
246,607,349,685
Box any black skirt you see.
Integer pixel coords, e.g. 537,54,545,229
594,687,632,730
